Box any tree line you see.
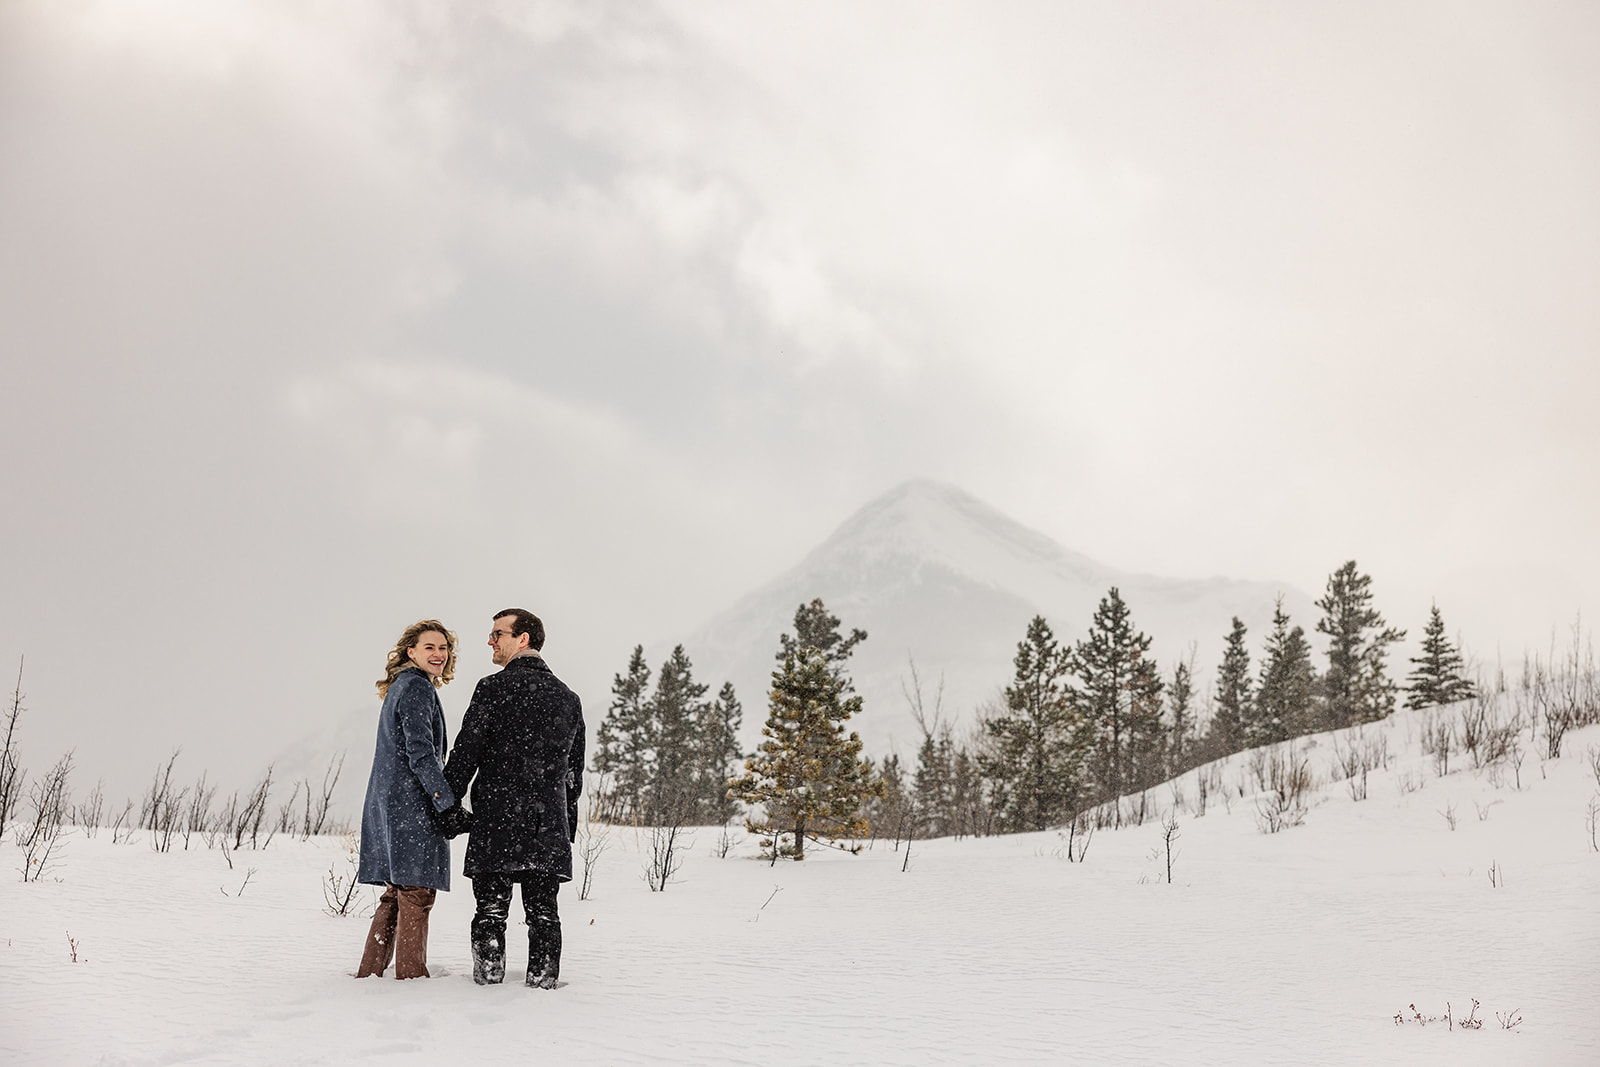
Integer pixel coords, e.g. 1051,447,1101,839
593,560,1480,856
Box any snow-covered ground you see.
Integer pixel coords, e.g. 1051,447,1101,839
4,714,1598,1066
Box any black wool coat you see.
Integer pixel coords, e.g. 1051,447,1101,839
444,653,585,881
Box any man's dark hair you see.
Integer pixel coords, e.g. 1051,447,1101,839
496,607,545,651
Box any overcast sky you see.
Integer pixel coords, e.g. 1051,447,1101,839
3,1,1596,800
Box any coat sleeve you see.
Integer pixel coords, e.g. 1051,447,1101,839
443,678,489,805
395,677,456,812
566,695,585,843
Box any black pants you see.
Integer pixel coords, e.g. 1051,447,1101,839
470,871,561,984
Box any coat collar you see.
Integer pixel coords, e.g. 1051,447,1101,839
503,650,549,673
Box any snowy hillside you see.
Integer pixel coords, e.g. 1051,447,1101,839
4,711,1596,1065
687,480,1316,757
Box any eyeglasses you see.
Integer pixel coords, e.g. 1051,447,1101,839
490,629,515,641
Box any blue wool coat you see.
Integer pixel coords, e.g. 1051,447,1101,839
358,666,457,891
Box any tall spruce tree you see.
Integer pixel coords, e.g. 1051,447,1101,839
1404,603,1476,710
912,725,956,838
1316,561,1406,728
777,598,867,690
593,645,654,822
979,616,1080,832
1253,598,1316,745
702,681,744,823
1072,589,1165,802
1165,647,1197,775
645,644,711,822
729,647,881,859
1207,617,1253,758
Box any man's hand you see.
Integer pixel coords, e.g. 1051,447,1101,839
431,802,473,839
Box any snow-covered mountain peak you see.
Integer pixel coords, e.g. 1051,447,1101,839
685,481,1315,757
797,479,1112,601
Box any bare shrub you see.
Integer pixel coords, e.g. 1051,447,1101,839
140,750,188,854
1437,803,1457,831
642,789,693,892
323,829,368,916
576,822,611,900
16,750,73,881
1247,748,1270,793
1056,811,1095,862
0,657,26,842
109,798,136,845
75,779,104,838
1129,791,1151,827
182,773,215,850
1459,690,1493,767
1585,795,1599,853
305,754,343,838
1194,766,1211,817
1422,717,1453,777
1254,748,1312,834
222,765,276,850
1159,811,1179,883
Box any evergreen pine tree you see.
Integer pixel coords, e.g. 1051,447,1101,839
1165,648,1197,775
948,744,988,838
1404,603,1477,710
913,725,955,838
777,598,867,690
1072,589,1165,802
1254,598,1316,745
1206,617,1252,757
978,616,1081,832
592,645,654,822
702,681,744,823
866,753,915,844
646,644,711,823
729,647,881,860
1316,561,1406,728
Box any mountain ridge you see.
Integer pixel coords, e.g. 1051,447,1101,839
684,480,1317,757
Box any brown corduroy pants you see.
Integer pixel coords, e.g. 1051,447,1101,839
356,883,437,979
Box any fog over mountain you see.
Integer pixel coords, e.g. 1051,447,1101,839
685,480,1316,759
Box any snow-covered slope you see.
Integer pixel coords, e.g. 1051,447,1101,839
687,480,1315,756
4,713,1596,1065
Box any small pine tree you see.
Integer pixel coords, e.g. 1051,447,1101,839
702,681,744,823
646,645,711,823
979,616,1081,832
1207,617,1253,757
1165,647,1197,775
1073,589,1165,802
1316,561,1405,728
913,724,955,838
1405,603,1476,710
729,648,882,860
866,753,916,845
1254,598,1316,745
592,645,654,822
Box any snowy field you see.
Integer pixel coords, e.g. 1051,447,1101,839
4,715,1597,1066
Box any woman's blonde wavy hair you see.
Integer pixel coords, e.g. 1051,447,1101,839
376,619,458,698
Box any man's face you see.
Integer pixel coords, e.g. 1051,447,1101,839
406,631,450,679
488,616,529,666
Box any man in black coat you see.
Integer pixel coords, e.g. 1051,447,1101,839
444,607,585,988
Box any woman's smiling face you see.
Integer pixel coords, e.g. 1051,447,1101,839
406,631,450,678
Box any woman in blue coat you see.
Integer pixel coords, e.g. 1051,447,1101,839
355,619,468,979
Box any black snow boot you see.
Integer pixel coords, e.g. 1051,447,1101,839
471,935,505,986
525,918,561,989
